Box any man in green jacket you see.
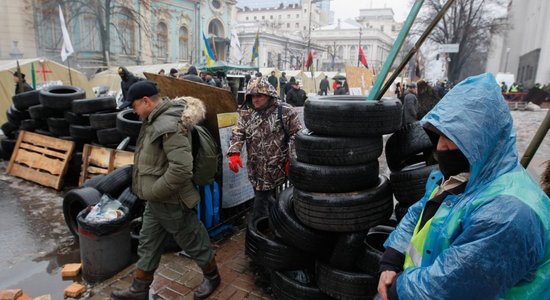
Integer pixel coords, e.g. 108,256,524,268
111,80,220,300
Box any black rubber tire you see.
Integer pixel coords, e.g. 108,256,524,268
316,260,378,300
245,217,311,270
48,125,70,137
356,225,394,275
72,97,116,114
272,270,332,300
295,129,383,165
395,203,410,224
289,159,379,193
81,175,106,189
390,162,439,205
95,165,133,198
96,127,123,145
385,122,434,172
7,105,31,122
118,187,144,219
39,85,86,110
63,187,102,238
28,104,64,120
329,231,368,272
34,129,54,137
304,97,402,137
270,187,336,254
0,138,16,161
293,176,393,232
47,117,69,128
19,119,42,132
12,90,40,110
90,111,118,129
69,125,96,141
64,111,91,126
116,110,142,139
1,122,19,139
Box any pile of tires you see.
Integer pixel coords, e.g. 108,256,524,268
385,122,439,223
245,96,403,299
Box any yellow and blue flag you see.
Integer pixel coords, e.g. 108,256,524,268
202,33,217,67
251,31,259,63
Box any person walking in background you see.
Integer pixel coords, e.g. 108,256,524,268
118,66,143,103
279,72,288,100
268,71,278,90
286,81,307,107
334,81,347,95
227,77,302,220
169,68,179,78
12,71,33,95
395,82,404,101
319,76,330,96
111,81,221,300
181,66,204,83
401,83,418,126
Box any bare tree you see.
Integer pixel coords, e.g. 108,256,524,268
416,0,507,82
28,0,153,67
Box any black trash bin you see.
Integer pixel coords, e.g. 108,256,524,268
77,205,131,283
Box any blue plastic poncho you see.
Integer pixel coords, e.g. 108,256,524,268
384,73,550,299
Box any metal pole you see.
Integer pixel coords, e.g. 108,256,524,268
67,57,73,85
16,60,23,94
521,109,550,168
368,0,425,100
358,27,362,67
373,0,456,100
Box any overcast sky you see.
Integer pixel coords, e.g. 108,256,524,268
332,0,411,22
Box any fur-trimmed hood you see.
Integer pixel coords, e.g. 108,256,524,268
171,96,206,130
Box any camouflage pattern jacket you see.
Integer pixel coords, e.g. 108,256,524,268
228,101,302,191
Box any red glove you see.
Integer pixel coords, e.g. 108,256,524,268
228,154,243,173
285,160,290,177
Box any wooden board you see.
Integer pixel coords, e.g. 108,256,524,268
344,64,375,96
6,131,75,190
144,72,238,142
78,144,134,186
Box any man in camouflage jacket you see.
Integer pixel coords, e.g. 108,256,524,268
227,77,302,220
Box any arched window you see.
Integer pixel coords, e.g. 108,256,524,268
179,26,189,61
349,46,357,61
208,19,224,37
118,9,135,55
40,2,60,50
80,8,101,51
337,46,344,59
157,22,168,59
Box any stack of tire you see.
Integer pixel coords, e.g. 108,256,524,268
245,96,403,299
385,122,439,223
69,96,119,149
115,109,142,152
0,89,42,160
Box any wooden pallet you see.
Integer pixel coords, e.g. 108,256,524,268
6,130,75,190
79,144,134,186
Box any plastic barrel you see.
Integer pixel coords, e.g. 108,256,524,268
78,222,132,283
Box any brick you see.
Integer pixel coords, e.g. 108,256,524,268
165,281,191,296
151,275,172,294
156,287,185,300
0,289,22,300
61,263,82,278
64,283,86,298
182,271,203,289
15,293,31,300
232,276,256,292
215,285,239,299
228,289,248,300
218,266,240,285
32,296,51,300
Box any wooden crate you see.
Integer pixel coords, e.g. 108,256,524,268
6,131,75,190
79,144,134,186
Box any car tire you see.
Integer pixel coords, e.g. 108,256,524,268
72,97,116,114
95,165,133,198
64,111,91,126
96,128,123,145
385,122,434,172
316,260,378,300
116,110,142,139
356,225,394,275
90,111,119,129
272,270,332,300
39,85,85,110
63,187,102,238
12,90,40,110
69,125,96,141
390,162,439,205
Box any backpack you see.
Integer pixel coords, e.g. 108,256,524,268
189,125,220,186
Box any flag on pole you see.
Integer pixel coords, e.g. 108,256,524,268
230,30,243,64
202,32,217,67
31,63,36,89
251,31,259,63
305,51,313,70
359,47,368,68
59,5,74,62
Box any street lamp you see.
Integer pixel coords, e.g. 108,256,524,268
504,47,511,73
307,0,321,63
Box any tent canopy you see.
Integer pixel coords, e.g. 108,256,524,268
196,61,258,73
0,57,93,124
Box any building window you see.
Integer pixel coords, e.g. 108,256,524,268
295,22,299,28
296,14,299,18
279,15,282,19
40,4,60,50
179,26,188,61
118,8,135,55
304,9,307,13
349,46,356,61
381,25,384,31
211,0,221,9
156,22,168,59
208,18,224,37
246,17,249,20
287,23,290,28
303,26,306,30
287,14,290,18
270,15,273,19
254,16,257,20
262,16,265,20
81,12,101,51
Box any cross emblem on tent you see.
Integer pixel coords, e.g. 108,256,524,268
35,63,53,81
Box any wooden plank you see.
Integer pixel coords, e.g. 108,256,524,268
6,130,74,190
79,144,92,186
144,72,238,143
18,143,68,160
86,166,109,174
88,146,112,168
13,149,65,175
9,163,61,190
113,151,134,169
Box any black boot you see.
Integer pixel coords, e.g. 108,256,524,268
194,259,221,300
111,269,154,300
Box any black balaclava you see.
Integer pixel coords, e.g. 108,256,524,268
436,149,470,179
118,66,129,81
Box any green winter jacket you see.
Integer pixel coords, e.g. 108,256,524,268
132,98,201,208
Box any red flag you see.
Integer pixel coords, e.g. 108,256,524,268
359,47,368,68
305,51,313,69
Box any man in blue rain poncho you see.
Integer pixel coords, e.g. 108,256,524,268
377,73,550,300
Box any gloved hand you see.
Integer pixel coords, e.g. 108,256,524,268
228,154,243,173
284,160,290,177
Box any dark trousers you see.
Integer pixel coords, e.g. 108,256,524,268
251,189,276,221
321,89,328,95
